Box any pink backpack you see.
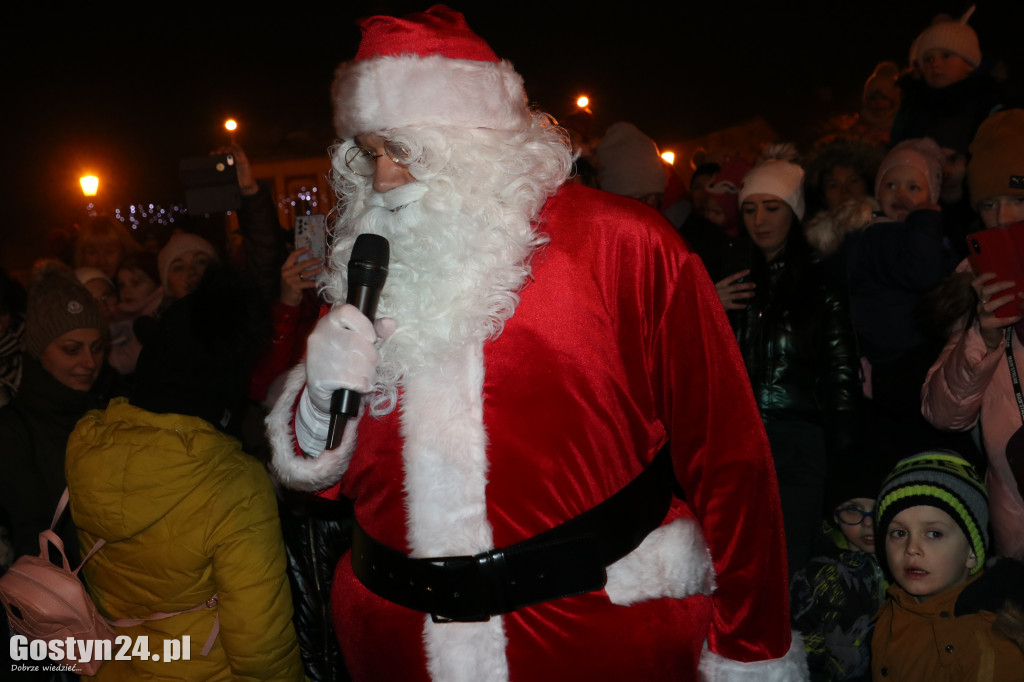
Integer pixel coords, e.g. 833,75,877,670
0,488,219,675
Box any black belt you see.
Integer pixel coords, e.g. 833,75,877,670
350,447,675,623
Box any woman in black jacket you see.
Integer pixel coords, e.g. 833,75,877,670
0,263,117,564
716,148,861,578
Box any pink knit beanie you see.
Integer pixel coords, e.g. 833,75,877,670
875,138,945,204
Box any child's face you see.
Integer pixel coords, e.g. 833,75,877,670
878,166,930,221
920,49,974,89
978,195,1024,230
885,505,977,603
834,497,876,553
702,195,726,226
82,277,118,322
117,268,158,309
823,165,868,211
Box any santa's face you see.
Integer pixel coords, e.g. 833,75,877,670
353,133,417,193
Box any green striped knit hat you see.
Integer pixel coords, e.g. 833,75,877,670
876,451,989,576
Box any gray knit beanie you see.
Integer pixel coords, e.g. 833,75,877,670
24,263,105,358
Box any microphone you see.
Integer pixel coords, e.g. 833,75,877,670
325,234,390,450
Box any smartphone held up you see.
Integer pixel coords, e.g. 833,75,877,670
295,214,329,270
966,220,1024,318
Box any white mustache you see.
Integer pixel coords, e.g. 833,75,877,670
368,182,429,211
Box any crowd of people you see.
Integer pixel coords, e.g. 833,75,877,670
1,4,1023,682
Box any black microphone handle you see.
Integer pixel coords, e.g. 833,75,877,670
325,285,384,450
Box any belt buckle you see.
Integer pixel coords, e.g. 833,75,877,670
427,554,492,624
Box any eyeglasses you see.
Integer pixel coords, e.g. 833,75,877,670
835,506,875,525
344,140,412,177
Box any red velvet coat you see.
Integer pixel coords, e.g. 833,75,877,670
269,183,805,681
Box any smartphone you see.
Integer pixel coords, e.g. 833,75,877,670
294,214,328,265
179,153,240,215
966,221,1024,318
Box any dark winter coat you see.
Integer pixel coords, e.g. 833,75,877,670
890,69,1003,148
0,356,118,563
732,248,861,453
790,527,887,681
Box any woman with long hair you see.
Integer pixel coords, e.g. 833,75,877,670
716,147,861,579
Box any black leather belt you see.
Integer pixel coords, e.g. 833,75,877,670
350,447,675,623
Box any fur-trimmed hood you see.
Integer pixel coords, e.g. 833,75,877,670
804,196,878,257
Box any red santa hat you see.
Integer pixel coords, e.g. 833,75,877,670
332,5,533,139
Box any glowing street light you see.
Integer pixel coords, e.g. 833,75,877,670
661,151,676,165
80,175,99,197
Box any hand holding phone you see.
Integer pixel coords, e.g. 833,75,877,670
295,215,328,265
966,222,1024,318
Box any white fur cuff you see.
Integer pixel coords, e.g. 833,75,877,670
605,517,716,606
267,362,357,492
698,632,809,682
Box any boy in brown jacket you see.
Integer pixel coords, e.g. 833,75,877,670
871,451,1024,680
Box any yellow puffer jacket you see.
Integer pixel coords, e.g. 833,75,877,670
66,398,306,681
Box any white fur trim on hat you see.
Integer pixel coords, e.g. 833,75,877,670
738,160,806,220
699,632,809,681
332,54,533,139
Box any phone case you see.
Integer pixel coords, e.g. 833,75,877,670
966,221,1024,318
294,215,328,264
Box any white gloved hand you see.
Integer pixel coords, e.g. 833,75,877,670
294,304,395,456
305,303,382,413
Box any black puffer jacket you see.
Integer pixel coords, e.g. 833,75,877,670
732,247,861,453
279,491,354,682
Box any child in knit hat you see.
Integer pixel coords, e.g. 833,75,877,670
158,232,219,302
890,8,1003,148
789,453,890,681
841,138,958,417
871,450,1024,680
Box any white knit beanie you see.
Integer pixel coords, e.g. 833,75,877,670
74,267,115,290
158,233,217,290
596,122,666,199
738,160,806,220
911,8,982,68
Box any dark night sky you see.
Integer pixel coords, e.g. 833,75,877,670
2,1,1020,271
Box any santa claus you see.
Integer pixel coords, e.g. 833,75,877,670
268,5,805,681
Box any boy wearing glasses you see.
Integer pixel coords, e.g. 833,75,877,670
790,458,890,681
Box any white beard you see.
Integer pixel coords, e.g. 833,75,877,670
327,179,547,415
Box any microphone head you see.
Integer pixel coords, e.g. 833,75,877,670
349,234,390,290
351,234,390,268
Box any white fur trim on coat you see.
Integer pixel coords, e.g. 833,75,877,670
605,517,716,606
401,341,509,681
332,54,533,139
266,362,358,492
699,632,809,682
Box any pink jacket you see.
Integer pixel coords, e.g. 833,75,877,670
921,268,1024,559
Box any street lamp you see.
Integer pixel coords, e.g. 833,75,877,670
80,175,99,197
